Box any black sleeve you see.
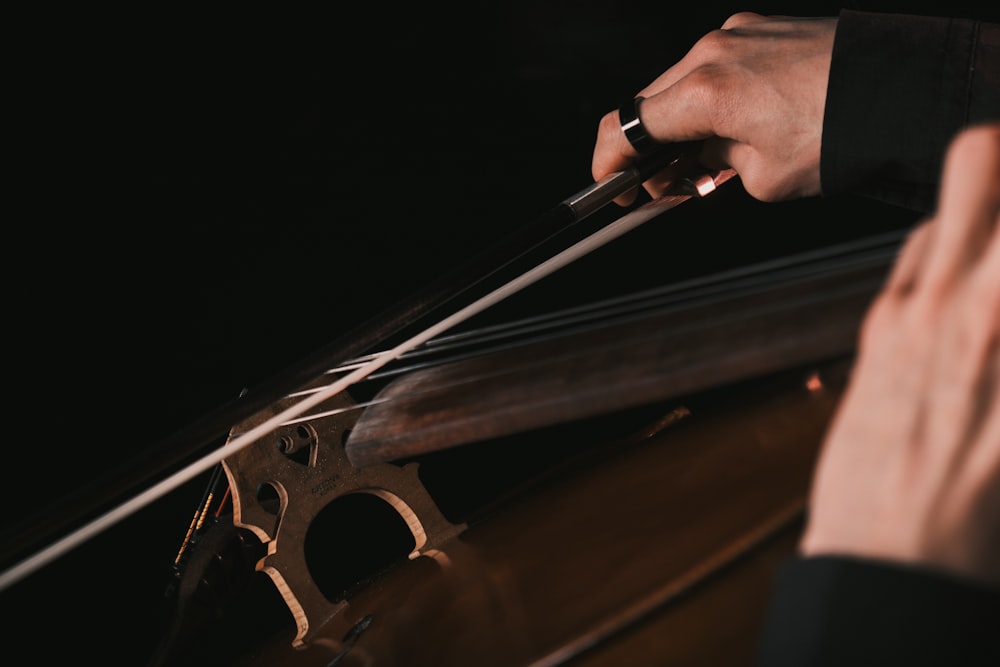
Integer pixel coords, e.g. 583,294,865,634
820,10,1000,212
753,556,1000,667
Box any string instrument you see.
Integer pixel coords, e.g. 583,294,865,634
211,154,906,663
205,231,896,667
0,145,914,666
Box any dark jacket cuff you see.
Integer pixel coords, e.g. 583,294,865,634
754,555,1000,666
821,10,1000,212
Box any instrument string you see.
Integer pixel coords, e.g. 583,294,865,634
268,231,904,429
273,270,889,429
416,228,906,350
304,230,905,387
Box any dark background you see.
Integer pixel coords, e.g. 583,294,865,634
2,2,990,664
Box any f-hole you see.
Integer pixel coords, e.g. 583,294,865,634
305,492,417,602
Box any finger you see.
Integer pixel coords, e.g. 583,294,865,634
638,69,738,147
920,125,1000,293
593,93,725,207
639,136,742,201
986,207,1000,268
926,128,1000,473
719,11,769,30
883,221,936,298
595,15,765,198
591,109,642,206
634,154,720,201
957,339,1000,510
856,221,936,356
970,125,1000,293
639,12,768,97
606,36,742,203
978,207,1000,329
637,27,727,99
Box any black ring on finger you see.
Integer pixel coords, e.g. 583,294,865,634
619,96,659,155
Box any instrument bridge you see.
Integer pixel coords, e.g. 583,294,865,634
221,378,466,649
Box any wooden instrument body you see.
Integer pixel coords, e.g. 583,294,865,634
221,358,850,667
199,228,896,665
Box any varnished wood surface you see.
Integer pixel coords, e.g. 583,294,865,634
225,361,848,667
